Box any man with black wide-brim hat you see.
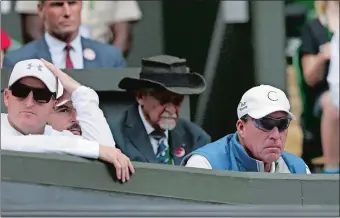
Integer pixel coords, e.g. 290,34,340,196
111,55,211,165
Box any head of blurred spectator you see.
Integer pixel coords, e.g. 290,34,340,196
3,59,63,135
118,55,206,132
1,28,11,67
38,0,82,42
47,92,82,135
315,0,339,32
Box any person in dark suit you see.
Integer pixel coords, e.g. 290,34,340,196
110,55,211,165
3,0,125,69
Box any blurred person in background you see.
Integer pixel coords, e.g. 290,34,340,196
111,55,211,165
15,0,141,57
1,28,11,67
326,30,339,173
327,31,339,109
300,0,339,173
183,85,311,174
3,0,125,69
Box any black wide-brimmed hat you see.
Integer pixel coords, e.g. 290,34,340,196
118,55,206,95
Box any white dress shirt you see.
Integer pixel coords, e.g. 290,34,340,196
1,113,100,159
44,32,84,69
327,31,339,108
138,105,169,155
72,86,116,147
185,154,311,174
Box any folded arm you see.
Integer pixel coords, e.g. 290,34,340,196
1,134,99,159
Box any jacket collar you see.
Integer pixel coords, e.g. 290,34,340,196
228,133,266,172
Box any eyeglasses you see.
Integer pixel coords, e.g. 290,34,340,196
9,82,56,104
149,91,184,106
243,116,291,132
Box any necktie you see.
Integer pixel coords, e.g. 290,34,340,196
151,131,169,164
64,44,74,69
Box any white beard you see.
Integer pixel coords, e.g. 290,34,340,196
158,112,177,131
159,118,177,131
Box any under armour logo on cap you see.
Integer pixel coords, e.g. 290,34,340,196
27,63,43,71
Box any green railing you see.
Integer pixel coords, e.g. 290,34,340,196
2,150,339,205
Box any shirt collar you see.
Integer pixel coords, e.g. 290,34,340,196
138,105,168,139
44,32,82,53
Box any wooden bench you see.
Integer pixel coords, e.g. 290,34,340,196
312,156,340,166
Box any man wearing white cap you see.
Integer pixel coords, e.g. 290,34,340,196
1,59,134,182
182,85,311,174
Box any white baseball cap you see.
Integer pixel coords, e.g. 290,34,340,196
237,84,296,120
8,59,63,98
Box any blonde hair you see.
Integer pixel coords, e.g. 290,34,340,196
314,0,328,17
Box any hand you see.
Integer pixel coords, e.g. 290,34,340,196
99,145,135,182
319,42,331,60
40,58,81,94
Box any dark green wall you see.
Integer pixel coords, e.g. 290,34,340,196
162,0,220,121
2,150,339,207
163,0,255,140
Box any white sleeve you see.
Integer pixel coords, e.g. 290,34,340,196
110,1,142,23
185,154,213,169
305,164,312,174
72,86,116,147
1,134,99,159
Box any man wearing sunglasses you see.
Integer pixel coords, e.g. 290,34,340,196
182,85,311,174
110,55,211,165
1,59,135,182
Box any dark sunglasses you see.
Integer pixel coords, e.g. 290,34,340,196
149,91,184,106
243,116,291,132
9,82,56,104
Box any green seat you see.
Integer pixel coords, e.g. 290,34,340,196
292,45,322,170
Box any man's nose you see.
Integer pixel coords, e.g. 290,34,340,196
23,92,35,107
269,127,280,140
165,103,176,114
63,3,71,16
70,109,78,122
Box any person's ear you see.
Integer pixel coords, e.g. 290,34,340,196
135,91,145,105
3,88,10,107
236,119,246,138
37,2,45,21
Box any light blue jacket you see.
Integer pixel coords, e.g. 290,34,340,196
181,133,308,174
